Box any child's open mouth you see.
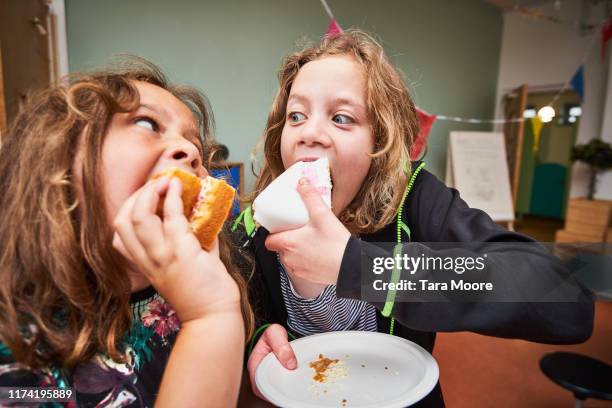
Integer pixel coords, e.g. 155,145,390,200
296,157,334,186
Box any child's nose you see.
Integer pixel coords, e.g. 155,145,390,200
299,116,331,147
164,139,202,172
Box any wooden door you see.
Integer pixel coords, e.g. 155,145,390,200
0,0,54,128
0,42,7,137
502,84,528,207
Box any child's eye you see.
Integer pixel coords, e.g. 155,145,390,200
288,112,306,122
332,114,353,125
134,117,159,131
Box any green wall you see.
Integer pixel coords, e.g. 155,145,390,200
65,0,502,190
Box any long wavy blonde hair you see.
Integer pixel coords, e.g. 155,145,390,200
0,58,254,369
253,30,420,233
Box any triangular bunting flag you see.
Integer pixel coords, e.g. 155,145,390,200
570,66,584,100
530,117,543,153
602,16,612,60
410,108,437,160
325,19,343,37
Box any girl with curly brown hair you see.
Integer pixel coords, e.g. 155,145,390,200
0,58,253,407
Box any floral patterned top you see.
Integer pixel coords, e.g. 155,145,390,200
0,286,180,407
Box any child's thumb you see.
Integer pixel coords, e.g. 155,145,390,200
297,177,330,223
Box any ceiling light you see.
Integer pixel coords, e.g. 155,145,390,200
538,106,555,123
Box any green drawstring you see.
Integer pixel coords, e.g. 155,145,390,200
247,324,271,357
387,162,425,335
232,205,257,236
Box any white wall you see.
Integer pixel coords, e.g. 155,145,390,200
494,0,610,199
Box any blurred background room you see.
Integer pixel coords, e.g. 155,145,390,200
0,0,610,406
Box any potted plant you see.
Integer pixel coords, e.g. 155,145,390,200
571,138,612,200
556,139,612,245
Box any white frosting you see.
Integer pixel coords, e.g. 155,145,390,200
191,176,215,218
253,158,332,233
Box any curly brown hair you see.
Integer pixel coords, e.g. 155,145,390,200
253,30,420,233
0,57,254,369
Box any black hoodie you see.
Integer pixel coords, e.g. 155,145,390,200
235,162,594,407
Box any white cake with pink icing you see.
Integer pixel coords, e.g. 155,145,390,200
252,158,332,233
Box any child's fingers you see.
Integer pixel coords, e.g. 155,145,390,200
131,178,170,264
263,324,297,369
112,232,129,259
247,325,296,400
163,177,185,219
162,178,201,254
265,230,295,254
113,190,149,266
112,232,148,278
162,178,191,236
247,343,268,400
113,180,165,273
296,177,330,224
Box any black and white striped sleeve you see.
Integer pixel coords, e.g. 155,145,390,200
278,260,377,336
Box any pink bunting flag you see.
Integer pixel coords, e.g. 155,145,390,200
411,108,437,160
603,16,612,60
325,19,343,37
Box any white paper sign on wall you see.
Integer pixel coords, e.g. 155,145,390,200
445,131,515,222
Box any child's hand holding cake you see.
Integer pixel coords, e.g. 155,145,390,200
252,157,332,233
263,176,350,287
153,167,236,250
112,169,239,323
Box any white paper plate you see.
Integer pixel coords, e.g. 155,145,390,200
255,331,439,408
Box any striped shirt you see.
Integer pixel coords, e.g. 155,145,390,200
279,257,378,336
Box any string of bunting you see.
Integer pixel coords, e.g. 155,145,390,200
511,3,606,32
319,0,611,159
490,0,609,31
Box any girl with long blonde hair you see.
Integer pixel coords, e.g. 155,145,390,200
235,30,593,407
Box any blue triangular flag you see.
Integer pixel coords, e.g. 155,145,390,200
571,66,584,100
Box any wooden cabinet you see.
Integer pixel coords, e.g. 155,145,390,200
0,43,6,136
0,0,57,134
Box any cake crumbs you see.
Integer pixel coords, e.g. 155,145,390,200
309,354,348,384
